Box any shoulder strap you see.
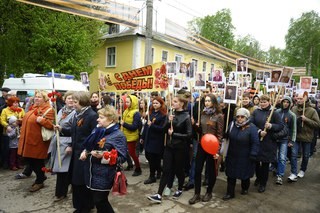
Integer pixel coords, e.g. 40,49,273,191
42,108,52,118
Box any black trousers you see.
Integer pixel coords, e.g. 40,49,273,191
55,172,70,197
255,162,269,186
72,184,94,212
25,157,46,184
226,177,250,196
1,135,9,168
158,146,186,195
145,151,162,178
91,191,114,213
194,144,217,194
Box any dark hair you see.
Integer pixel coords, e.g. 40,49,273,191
176,93,190,110
150,96,167,115
151,91,159,97
205,94,222,114
73,91,91,106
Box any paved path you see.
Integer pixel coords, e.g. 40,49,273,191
1,143,320,213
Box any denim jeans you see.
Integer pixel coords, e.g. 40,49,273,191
188,139,198,184
276,141,288,177
291,141,311,174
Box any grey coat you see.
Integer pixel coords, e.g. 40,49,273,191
49,109,76,173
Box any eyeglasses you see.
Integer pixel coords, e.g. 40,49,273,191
236,115,246,119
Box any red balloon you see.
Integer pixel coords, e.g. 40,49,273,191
201,134,219,155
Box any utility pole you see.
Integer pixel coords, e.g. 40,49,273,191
144,0,153,66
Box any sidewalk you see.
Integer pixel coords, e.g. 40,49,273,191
0,143,319,213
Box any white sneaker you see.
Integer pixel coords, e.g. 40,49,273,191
297,170,305,178
287,173,298,182
163,187,171,197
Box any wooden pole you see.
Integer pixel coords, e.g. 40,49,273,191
225,103,231,133
51,69,61,168
260,87,283,141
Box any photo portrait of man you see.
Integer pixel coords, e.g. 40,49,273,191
80,72,89,85
256,71,264,81
279,67,293,84
195,72,205,86
167,62,177,74
300,77,312,91
271,70,282,83
229,72,237,82
312,79,318,86
224,84,238,104
213,69,223,82
236,58,248,72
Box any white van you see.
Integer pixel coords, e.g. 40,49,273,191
2,73,88,102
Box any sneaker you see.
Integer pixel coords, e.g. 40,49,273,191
287,173,298,182
15,173,29,179
297,170,305,178
147,194,162,203
172,190,182,199
163,187,171,196
276,176,283,185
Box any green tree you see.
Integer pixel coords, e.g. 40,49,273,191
188,9,235,49
233,35,266,61
285,10,320,76
266,46,286,65
0,0,106,84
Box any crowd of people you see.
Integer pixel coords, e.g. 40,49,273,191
0,85,320,212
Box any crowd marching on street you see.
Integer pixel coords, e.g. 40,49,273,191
0,83,320,213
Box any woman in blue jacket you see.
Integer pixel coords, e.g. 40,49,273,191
80,105,128,213
141,96,167,184
223,108,259,200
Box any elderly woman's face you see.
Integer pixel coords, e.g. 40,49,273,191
65,95,74,108
236,114,247,124
34,93,45,106
97,114,113,128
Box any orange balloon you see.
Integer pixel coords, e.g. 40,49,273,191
201,134,219,155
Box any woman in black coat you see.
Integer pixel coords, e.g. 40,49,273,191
58,91,98,213
250,94,283,193
141,96,167,184
147,93,192,203
223,108,259,200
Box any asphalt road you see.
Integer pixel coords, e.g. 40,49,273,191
0,142,319,213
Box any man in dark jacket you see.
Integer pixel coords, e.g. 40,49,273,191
0,87,11,168
275,96,296,185
291,93,320,180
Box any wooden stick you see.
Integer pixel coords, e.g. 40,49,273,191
197,89,201,141
51,69,61,168
302,91,308,127
240,76,244,108
225,103,231,133
260,87,283,141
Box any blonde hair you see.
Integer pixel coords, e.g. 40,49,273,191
98,105,118,121
63,91,74,101
35,90,49,102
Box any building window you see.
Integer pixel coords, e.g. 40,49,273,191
162,50,168,62
175,54,183,64
106,47,116,67
203,61,207,72
192,59,198,72
211,63,215,72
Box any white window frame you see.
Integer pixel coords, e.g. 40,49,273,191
175,54,183,64
202,61,207,72
192,59,198,72
106,46,116,67
161,50,168,62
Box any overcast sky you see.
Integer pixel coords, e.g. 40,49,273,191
126,0,319,51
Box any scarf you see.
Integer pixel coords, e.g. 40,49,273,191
235,119,250,128
203,107,216,115
76,106,90,119
60,106,74,120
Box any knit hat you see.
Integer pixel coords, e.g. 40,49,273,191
236,108,250,119
8,116,17,125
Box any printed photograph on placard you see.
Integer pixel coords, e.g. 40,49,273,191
80,72,89,85
236,58,248,72
256,71,264,82
285,88,293,97
212,69,223,83
263,71,271,83
179,62,187,74
286,79,295,88
186,62,195,79
238,73,251,88
194,72,206,88
224,84,238,104
270,70,282,84
173,78,181,89
167,62,177,75
315,91,320,100
310,86,317,95
229,71,237,83
312,78,318,87
279,67,294,84
266,79,275,92
300,76,312,92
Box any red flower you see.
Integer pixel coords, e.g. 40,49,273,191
51,98,56,102
34,110,39,116
48,93,53,98
103,151,110,160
